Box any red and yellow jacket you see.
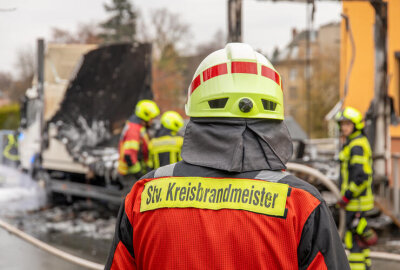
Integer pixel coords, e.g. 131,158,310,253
106,162,349,270
118,117,150,176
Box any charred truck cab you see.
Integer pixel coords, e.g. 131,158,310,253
18,40,153,204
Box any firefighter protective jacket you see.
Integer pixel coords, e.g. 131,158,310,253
118,116,150,175
106,161,349,270
339,131,374,212
149,127,183,169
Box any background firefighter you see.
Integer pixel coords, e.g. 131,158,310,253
149,111,184,169
117,100,160,188
336,106,378,270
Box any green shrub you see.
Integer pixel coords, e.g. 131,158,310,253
0,104,20,130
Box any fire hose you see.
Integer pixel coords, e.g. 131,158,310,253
286,162,346,238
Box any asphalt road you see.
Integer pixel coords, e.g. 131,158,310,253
0,230,89,270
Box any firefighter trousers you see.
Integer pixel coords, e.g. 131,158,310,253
345,211,372,270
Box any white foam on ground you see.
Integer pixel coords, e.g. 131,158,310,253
0,165,46,214
0,187,37,202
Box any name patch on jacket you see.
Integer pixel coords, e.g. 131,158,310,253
140,177,289,217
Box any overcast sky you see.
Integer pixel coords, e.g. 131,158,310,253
0,0,341,76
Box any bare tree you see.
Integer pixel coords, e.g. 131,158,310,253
76,23,103,44
0,72,13,92
2,47,36,102
51,28,76,43
14,47,35,81
149,8,191,59
139,8,192,114
51,23,102,44
196,29,226,56
135,10,152,43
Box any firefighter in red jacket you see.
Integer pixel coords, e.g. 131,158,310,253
106,43,349,269
118,100,159,187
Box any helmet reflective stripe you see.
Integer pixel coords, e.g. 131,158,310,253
186,43,284,119
190,75,201,94
190,62,281,95
203,63,228,82
231,61,257,74
261,66,281,86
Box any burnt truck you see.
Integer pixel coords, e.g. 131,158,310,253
18,40,153,204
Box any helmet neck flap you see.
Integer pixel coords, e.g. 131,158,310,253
182,117,293,172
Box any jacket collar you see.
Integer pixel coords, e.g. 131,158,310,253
348,130,362,141
129,115,143,125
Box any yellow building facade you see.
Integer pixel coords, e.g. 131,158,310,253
341,0,400,150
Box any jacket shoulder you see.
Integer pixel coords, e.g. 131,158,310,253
279,174,324,202
349,135,370,147
140,170,156,179
349,136,372,155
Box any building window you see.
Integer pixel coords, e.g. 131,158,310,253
304,65,313,79
290,46,299,59
289,86,297,100
289,68,297,81
306,46,313,59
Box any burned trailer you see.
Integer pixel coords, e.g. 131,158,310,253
19,41,153,204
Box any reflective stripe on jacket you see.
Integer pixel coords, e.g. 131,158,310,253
339,131,374,212
118,121,149,175
106,161,349,270
3,134,19,161
149,135,183,169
